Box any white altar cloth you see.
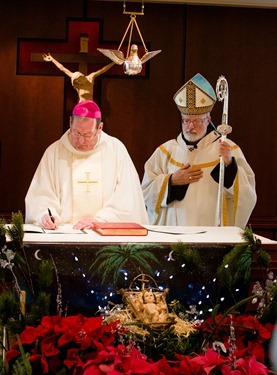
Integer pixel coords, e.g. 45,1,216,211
22,225,277,245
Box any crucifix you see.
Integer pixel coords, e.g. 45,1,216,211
78,172,98,192
17,19,148,125
31,33,115,103
31,34,110,76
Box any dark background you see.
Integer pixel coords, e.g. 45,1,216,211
0,0,276,237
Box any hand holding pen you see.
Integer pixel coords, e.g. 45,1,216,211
41,209,58,230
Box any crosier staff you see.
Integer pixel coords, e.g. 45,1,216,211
216,76,232,226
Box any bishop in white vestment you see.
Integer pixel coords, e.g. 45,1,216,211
25,100,148,229
142,73,256,228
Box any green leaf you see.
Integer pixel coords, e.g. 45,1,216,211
89,243,161,285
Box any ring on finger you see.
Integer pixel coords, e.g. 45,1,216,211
189,176,192,180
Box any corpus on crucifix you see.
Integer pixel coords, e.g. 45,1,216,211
42,52,115,102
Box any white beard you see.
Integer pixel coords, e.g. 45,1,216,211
184,128,207,143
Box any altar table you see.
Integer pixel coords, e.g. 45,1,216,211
22,225,277,317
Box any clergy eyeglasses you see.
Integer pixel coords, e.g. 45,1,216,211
71,129,98,140
182,116,209,127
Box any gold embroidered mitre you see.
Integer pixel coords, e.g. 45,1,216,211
173,73,216,115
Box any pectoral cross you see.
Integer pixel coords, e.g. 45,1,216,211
78,172,98,192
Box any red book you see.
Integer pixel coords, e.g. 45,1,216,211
92,222,148,236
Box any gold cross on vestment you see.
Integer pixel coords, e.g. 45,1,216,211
78,172,98,192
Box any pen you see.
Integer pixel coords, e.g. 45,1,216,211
48,208,55,223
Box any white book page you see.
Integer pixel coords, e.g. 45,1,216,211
24,224,85,234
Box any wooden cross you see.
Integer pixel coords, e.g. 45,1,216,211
31,34,109,75
17,19,125,127
78,172,98,192
17,19,120,75
137,274,150,291
17,18,148,127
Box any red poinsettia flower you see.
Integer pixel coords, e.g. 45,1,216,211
118,346,157,374
83,363,103,375
5,349,21,362
190,349,229,374
40,334,60,357
40,315,62,336
64,348,85,370
41,355,49,373
221,364,246,374
19,325,44,344
154,355,180,375
221,355,269,375
175,353,202,375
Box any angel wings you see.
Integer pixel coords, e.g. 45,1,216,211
98,44,161,76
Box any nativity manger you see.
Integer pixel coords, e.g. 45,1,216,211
117,274,176,329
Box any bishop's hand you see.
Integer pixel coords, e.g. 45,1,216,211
219,139,232,166
41,213,58,230
171,164,203,185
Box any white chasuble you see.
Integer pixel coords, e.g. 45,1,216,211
72,152,103,223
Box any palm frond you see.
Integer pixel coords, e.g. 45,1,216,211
234,247,253,283
94,255,123,279
129,249,160,264
125,253,156,275
217,226,272,289
89,243,161,285
242,226,262,251
216,266,233,289
256,250,271,269
101,256,127,284
217,242,249,284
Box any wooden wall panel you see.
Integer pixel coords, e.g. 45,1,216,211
184,6,277,219
0,0,83,213
88,2,185,177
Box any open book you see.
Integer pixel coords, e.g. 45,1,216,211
91,222,148,236
23,224,85,234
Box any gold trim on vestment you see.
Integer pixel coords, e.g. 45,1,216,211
233,174,239,224
159,145,184,167
154,174,171,224
156,143,240,224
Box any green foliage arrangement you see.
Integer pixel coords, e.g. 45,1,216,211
216,226,271,289
0,212,55,337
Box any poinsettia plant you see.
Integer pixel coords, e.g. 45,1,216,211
4,311,276,374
